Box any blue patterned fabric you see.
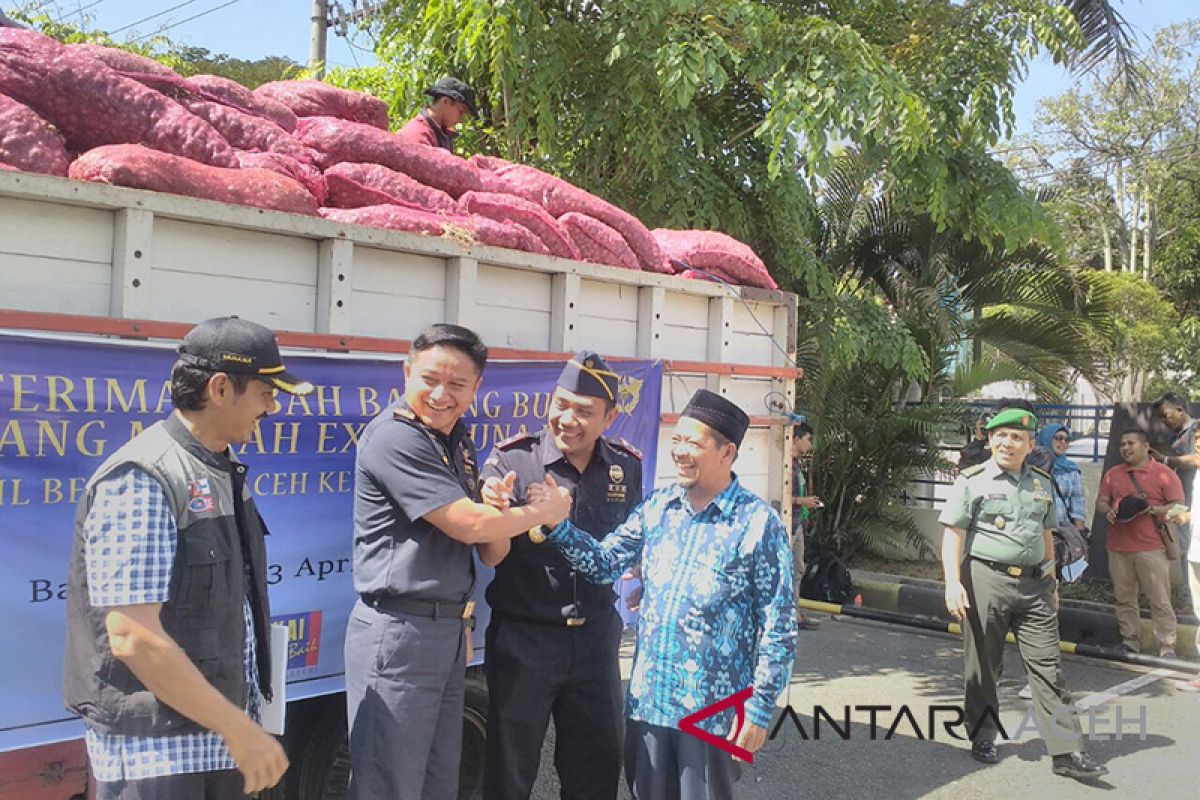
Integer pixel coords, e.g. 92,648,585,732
82,467,259,782
547,476,796,732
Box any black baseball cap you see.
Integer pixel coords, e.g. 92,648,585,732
426,76,476,115
179,316,314,396
1115,495,1150,523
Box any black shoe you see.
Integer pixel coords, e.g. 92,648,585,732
798,616,821,631
971,741,999,764
1052,752,1108,781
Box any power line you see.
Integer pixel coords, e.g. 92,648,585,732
110,0,201,35
52,0,105,24
126,0,241,44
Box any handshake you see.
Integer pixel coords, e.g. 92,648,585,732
483,470,573,531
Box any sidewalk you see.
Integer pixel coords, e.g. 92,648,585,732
850,569,1199,660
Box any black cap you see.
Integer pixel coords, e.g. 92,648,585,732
680,389,750,446
1115,495,1150,523
179,316,314,396
426,76,476,115
557,351,618,403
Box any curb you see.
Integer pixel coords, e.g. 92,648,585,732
844,570,1199,661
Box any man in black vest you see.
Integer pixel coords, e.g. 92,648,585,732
64,316,312,799
478,351,643,800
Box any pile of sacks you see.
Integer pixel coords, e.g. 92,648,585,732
0,29,777,290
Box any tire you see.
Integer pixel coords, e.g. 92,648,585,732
282,679,489,800
459,674,489,800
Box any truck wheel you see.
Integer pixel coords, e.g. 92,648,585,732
284,678,489,800
459,675,489,800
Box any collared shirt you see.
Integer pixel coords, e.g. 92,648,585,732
547,476,796,732
792,458,810,524
396,109,455,150
82,467,259,781
1099,460,1184,553
939,459,1057,566
352,399,479,601
482,428,643,623
1169,419,1198,503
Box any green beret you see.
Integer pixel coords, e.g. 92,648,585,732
986,407,1038,431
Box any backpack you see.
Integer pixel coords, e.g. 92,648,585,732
799,554,853,605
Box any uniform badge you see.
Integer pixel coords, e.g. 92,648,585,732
994,516,1006,530
609,464,625,484
187,479,215,513
1033,478,1043,490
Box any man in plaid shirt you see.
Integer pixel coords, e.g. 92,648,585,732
64,317,312,799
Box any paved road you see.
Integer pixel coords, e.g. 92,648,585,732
530,613,1199,799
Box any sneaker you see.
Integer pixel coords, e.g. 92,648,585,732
971,740,999,764
797,616,821,631
1052,752,1108,781
1176,678,1200,693
1161,649,1178,660
1018,682,1033,700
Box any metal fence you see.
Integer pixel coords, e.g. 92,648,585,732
903,404,1114,508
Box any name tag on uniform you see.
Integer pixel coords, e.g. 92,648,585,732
607,464,627,501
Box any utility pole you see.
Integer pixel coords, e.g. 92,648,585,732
310,0,329,78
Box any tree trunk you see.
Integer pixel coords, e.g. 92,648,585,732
1101,221,1113,271
1143,195,1154,280
1128,188,1139,274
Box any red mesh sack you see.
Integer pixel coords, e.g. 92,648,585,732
559,212,638,270
70,144,317,215
459,190,578,260
255,80,389,130
490,163,667,272
234,150,327,205
180,99,311,163
0,93,70,175
296,116,481,198
652,229,777,290
324,162,458,213
189,73,297,131
320,204,547,256
0,29,236,167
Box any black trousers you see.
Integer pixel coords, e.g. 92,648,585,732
483,609,624,800
624,720,741,800
94,769,248,800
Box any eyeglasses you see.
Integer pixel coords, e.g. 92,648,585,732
1053,434,1069,442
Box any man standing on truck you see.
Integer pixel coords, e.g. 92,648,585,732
64,316,311,799
544,389,796,800
345,323,571,800
476,351,643,800
396,76,476,151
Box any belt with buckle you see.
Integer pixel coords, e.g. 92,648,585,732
971,557,1042,578
494,610,589,628
362,594,471,620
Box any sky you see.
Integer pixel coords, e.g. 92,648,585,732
8,0,1197,135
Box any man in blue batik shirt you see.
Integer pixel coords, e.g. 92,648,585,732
543,389,796,800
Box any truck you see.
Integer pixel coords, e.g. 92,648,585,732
0,169,800,799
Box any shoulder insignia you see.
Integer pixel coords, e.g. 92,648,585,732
610,437,643,461
961,464,986,477
1029,466,1052,479
495,430,538,451
393,406,415,422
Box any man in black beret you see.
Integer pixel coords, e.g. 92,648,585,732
542,389,797,799
396,76,476,151
477,351,644,800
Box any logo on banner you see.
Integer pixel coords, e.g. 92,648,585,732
274,611,323,675
187,478,215,513
617,375,644,415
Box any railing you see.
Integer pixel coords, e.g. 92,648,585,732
902,403,1114,508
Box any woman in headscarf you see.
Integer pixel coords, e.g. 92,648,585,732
1037,423,1088,532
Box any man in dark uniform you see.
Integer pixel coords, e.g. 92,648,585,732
396,76,476,151
940,408,1106,782
345,324,572,800
477,351,643,800
1152,391,1197,613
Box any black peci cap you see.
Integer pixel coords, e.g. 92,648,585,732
680,389,750,446
557,351,619,403
426,76,476,115
179,316,314,396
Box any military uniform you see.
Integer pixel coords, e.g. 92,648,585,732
345,398,480,800
939,455,1086,756
480,353,643,800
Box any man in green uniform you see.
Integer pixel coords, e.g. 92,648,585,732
939,408,1107,781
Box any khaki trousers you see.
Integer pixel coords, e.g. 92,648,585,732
1108,548,1176,653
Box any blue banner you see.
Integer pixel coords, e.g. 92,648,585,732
0,333,661,749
